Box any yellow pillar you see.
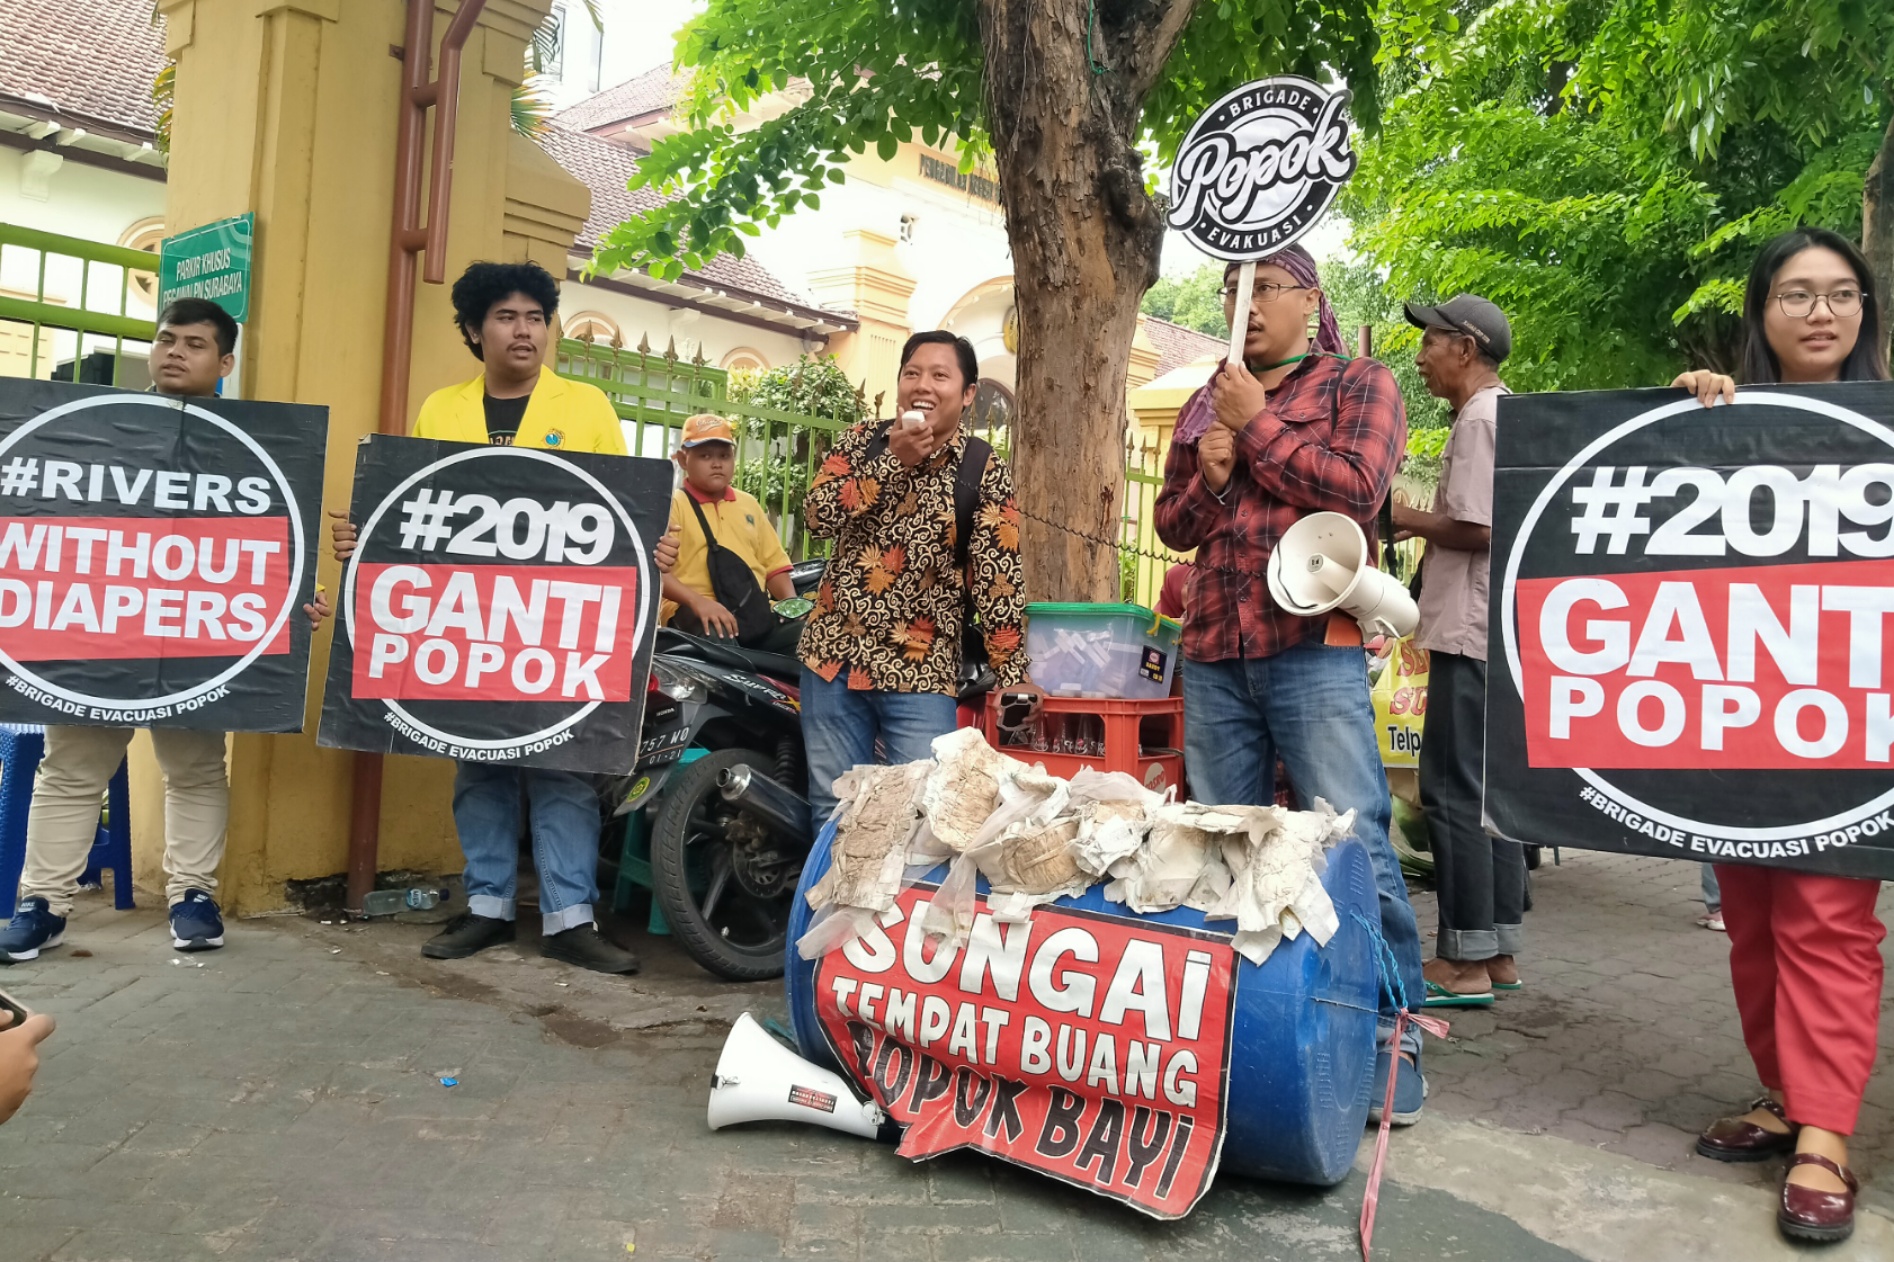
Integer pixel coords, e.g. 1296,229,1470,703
805,229,915,415
149,0,583,912
1127,315,1162,389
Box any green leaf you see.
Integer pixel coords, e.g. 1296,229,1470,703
1341,0,1886,394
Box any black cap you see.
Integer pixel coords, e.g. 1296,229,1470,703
1404,294,1511,363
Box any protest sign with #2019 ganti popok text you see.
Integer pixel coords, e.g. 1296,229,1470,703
0,379,327,732
318,434,670,774
1486,382,1894,879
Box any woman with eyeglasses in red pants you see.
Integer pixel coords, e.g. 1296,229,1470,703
1670,226,1888,1246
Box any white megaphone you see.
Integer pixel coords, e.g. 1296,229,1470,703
707,1012,885,1139
1266,511,1419,639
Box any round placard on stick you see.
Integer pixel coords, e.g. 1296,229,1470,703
1167,75,1358,362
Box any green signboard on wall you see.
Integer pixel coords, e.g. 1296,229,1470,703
157,213,253,323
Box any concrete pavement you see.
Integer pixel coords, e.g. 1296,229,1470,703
0,846,1887,1261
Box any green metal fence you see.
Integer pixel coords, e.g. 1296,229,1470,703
0,223,159,386
1,225,1421,601
554,337,855,558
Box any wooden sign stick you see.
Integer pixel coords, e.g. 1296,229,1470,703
1227,259,1255,365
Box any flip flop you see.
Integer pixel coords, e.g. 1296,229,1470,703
1423,979,1495,1008
1491,980,1523,992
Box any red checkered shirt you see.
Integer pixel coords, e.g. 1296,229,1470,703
1154,354,1408,663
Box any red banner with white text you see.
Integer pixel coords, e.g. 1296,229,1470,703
814,883,1236,1219
348,562,639,702
1518,561,1894,770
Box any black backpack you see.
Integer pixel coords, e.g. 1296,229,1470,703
672,493,778,645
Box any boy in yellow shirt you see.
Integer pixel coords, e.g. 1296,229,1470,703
662,414,799,652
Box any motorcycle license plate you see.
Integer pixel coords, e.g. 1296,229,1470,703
637,726,692,762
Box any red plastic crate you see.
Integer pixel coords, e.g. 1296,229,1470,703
996,745,1185,795
983,693,1186,793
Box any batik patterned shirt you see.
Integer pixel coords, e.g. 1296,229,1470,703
799,420,1030,694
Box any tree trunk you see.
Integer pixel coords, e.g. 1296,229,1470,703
1864,107,1894,348
978,0,1195,602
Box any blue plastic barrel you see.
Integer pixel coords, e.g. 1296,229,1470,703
785,823,1382,1187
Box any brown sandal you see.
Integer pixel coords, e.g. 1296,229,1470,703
1779,1152,1857,1244
1696,1096,1798,1162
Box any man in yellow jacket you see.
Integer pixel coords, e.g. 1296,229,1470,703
334,262,660,975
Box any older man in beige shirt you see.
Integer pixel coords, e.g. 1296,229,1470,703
1393,293,1518,1008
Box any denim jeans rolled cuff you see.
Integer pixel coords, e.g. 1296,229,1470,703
1496,922,1523,957
1180,647,1424,1059
541,903,595,934
468,894,517,921
1436,926,1522,961
1378,1020,1424,1058
453,762,601,934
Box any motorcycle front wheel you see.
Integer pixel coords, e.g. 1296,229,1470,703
649,747,796,981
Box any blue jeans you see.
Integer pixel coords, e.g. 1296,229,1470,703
1183,643,1425,1055
453,762,601,934
801,669,958,827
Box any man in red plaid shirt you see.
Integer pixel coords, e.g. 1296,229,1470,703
1155,244,1426,1125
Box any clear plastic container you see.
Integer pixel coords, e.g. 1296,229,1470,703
1024,602,1182,700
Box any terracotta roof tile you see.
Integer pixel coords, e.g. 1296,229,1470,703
1143,316,1224,377
0,0,165,137
553,63,688,134
0,11,844,329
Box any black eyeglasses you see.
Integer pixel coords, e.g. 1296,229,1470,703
1773,288,1865,319
1219,282,1309,304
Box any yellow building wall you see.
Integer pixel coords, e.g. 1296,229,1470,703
806,229,916,416
141,0,583,911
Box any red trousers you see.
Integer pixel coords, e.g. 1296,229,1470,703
1716,864,1886,1134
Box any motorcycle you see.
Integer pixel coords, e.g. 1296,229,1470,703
605,560,998,980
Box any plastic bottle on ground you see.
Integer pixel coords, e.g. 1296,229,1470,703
361,887,448,917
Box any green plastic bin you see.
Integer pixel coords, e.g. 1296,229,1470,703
1024,601,1182,700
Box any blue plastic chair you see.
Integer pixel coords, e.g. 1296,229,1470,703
0,725,134,919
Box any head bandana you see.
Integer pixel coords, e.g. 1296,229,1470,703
1174,244,1346,444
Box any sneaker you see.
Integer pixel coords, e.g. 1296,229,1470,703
1697,910,1726,932
170,890,225,952
1366,1049,1426,1127
0,898,67,963
541,923,640,975
421,913,516,960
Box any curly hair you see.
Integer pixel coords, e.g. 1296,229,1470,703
450,261,561,361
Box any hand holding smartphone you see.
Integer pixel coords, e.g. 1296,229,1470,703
0,986,53,1126
0,985,28,1029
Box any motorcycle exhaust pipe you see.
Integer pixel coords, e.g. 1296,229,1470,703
719,764,813,839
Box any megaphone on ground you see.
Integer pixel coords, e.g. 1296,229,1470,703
1266,511,1419,639
707,1012,885,1139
